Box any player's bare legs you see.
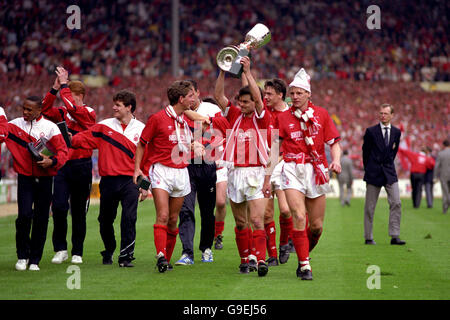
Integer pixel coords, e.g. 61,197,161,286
152,188,184,271
284,189,312,279
305,195,326,252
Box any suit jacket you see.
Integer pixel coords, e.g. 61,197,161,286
362,123,401,187
434,148,450,181
337,155,353,184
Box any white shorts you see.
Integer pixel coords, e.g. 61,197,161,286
216,167,228,184
270,160,285,191
227,166,266,203
149,162,191,198
281,162,331,198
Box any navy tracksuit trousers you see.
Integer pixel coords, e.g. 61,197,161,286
98,175,139,262
178,162,217,259
16,174,53,265
51,158,92,256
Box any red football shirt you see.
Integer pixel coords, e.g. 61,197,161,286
224,102,272,167
274,102,340,167
140,108,190,169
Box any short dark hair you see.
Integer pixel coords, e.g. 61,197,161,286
444,139,450,147
25,96,42,108
113,90,136,113
167,80,193,105
202,97,218,105
238,85,263,101
264,78,287,100
186,79,198,91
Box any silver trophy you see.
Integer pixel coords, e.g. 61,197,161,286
216,23,271,77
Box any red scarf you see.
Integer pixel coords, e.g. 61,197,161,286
293,103,328,186
220,112,269,168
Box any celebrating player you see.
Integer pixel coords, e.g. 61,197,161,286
134,80,199,273
271,68,341,280
41,67,96,265
262,78,292,266
0,98,69,271
71,90,145,267
214,56,272,277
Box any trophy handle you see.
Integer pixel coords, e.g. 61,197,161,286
216,46,239,72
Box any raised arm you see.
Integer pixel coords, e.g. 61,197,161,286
214,70,230,113
240,56,263,115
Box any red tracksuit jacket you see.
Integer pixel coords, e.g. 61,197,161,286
71,117,145,177
41,85,96,160
0,115,69,176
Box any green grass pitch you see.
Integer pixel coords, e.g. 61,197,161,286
0,198,448,300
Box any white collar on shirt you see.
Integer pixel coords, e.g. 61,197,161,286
379,122,391,130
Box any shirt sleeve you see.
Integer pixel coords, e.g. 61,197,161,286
41,90,65,123
59,87,96,130
322,109,340,145
71,123,100,150
140,114,156,145
0,107,8,142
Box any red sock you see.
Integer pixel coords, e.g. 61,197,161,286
264,221,277,257
308,228,322,252
153,224,168,257
166,228,179,263
215,221,225,237
253,229,267,262
292,228,310,264
247,227,255,257
279,216,293,246
235,227,249,264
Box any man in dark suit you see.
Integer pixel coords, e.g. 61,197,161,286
362,103,405,245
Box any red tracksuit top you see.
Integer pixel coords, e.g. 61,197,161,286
71,117,145,177
400,149,434,174
41,85,96,160
0,115,69,176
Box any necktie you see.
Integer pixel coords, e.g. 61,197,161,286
384,127,389,146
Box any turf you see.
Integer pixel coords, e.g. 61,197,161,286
0,198,448,300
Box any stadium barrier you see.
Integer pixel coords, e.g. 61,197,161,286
0,178,442,204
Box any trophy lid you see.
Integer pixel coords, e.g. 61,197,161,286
244,23,271,49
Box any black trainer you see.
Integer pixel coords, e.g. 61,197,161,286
279,244,291,264
239,263,249,274
119,260,134,268
101,250,113,265
257,261,269,277
167,263,173,271
156,256,169,273
214,235,224,250
296,264,313,280
266,256,279,266
248,259,257,272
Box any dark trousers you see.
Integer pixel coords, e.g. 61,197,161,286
178,163,216,258
99,175,139,262
411,172,425,208
16,174,53,265
52,158,92,256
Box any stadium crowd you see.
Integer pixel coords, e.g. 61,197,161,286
1,0,449,179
